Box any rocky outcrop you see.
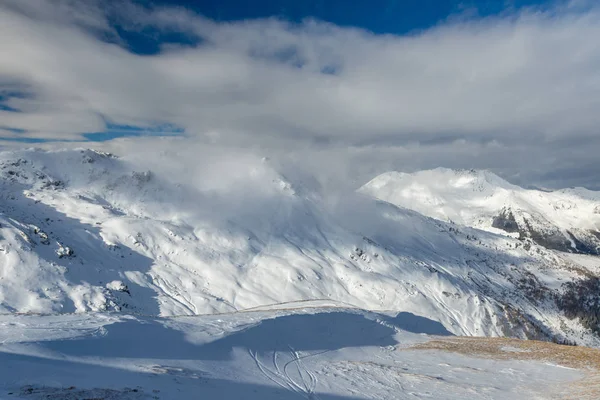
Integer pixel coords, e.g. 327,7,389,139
492,207,600,255
492,208,520,233
557,277,600,335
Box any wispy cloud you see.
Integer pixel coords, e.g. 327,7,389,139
1,0,600,189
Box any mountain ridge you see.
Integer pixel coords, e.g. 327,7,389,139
360,168,600,255
1,149,600,346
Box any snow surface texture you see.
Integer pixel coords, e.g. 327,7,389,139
0,308,584,399
360,168,600,254
0,149,599,348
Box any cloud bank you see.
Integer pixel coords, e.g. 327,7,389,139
1,0,600,189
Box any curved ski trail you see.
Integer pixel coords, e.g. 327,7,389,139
249,346,325,399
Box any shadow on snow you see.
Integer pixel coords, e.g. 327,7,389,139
0,310,454,399
43,310,452,360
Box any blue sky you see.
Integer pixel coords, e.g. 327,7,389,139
141,0,548,34
118,0,551,55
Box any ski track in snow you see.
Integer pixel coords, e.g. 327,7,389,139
249,346,327,398
0,309,572,399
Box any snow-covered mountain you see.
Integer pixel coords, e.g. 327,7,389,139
360,168,600,255
1,150,600,347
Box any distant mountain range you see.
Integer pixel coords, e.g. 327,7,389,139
1,149,600,346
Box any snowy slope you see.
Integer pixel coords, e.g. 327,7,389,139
0,149,600,346
360,168,600,255
0,308,589,400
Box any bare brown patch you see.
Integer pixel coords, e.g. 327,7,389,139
409,337,600,399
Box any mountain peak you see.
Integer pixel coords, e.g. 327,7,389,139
363,168,516,197
429,168,515,190
361,166,600,255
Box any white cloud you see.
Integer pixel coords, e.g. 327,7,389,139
1,0,600,189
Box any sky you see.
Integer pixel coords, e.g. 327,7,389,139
1,0,600,190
